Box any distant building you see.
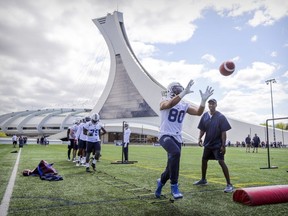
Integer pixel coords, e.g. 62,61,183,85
0,108,90,138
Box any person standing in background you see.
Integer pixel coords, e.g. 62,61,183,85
245,134,251,153
12,134,17,148
252,133,260,153
123,122,131,163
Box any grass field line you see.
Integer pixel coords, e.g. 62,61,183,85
0,148,22,216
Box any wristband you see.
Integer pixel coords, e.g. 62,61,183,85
179,91,186,99
200,99,206,107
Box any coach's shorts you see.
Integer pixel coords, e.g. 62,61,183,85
202,147,224,161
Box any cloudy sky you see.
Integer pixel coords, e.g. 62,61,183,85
0,0,287,125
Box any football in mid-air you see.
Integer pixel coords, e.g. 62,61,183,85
219,61,235,76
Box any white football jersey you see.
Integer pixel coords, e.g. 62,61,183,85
159,98,189,143
84,121,103,142
75,122,87,141
69,124,79,139
123,128,131,143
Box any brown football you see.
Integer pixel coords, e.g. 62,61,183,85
219,61,235,76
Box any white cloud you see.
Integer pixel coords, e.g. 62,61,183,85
251,35,258,42
234,26,242,31
201,54,216,63
248,10,274,27
283,71,288,78
270,51,277,57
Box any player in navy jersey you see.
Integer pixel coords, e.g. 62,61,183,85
155,80,214,199
83,113,106,172
194,98,234,193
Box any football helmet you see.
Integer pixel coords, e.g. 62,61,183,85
124,123,129,128
167,82,184,98
85,116,91,122
90,113,100,122
75,117,82,124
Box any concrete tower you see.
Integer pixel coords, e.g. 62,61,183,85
90,11,287,144
91,11,166,140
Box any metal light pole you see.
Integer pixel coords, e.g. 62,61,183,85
265,78,276,143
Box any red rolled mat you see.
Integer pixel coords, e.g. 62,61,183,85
233,185,288,206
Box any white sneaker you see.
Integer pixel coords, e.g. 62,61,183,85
193,179,208,185
224,184,234,193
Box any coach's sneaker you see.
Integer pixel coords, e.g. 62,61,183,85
224,184,234,193
155,179,164,198
171,184,183,199
193,179,208,185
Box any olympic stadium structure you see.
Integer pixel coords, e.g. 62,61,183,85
0,11,287,145
0,108,91,138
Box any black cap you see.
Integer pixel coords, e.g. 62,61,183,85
208,98,217,104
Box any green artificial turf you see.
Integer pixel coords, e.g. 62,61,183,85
0,144,287,216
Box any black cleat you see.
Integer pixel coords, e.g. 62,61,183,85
92,163,96,171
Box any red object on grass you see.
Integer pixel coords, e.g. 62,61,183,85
233,185,288,206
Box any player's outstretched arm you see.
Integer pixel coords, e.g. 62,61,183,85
160,79,194,110
179,79,194,99
187,86,214,116
200,86,214,107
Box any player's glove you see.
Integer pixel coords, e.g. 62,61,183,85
123,142,127,148
179,79,194,99
200,86,214,106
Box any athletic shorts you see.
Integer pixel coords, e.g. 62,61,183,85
73,143,78,150
68,139,74,149
86,141,101,153
78,139,86,149
202,147,224,160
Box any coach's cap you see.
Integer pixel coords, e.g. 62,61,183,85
208,98,217,104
